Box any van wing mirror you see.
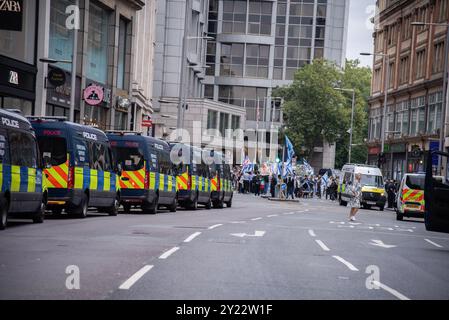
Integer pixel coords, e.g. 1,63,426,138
117,163,123,176
43,156,52,169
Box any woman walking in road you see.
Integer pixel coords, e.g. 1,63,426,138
349,173,362,221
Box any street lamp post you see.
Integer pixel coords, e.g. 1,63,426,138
334,88,356,163
411,21,449,175
361,52,390,170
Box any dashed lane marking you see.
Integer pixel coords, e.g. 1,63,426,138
119,265,153,290
425,238,443,248
267,214,278,218
183,232,201,243
251,217,262,221
208,224,223,230
308,229,316,237
332,256,359,271
371,281,410,300
315,239,330,251
159,247,180,259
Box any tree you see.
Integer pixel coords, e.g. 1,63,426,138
334,60,372,168
273,59,371,168
273,59,348,161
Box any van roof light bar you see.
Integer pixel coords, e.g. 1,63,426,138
27,116,67,121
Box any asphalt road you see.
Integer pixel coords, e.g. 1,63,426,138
1,193,449,300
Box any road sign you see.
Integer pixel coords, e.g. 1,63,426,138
142,119,152,127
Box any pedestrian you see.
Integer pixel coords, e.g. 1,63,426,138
287,176,295,199
270,174,277,198
238,174,244,194
387,179,396,208
317,175,322,199
348,173,363,221
254,174,261,196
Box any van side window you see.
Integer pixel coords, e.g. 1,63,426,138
9,130,37,168
37,136,67,167
344,172,352,185
0,129,9,164
73,139,89,167
89,142,111,172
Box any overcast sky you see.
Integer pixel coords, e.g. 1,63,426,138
345,0,376,68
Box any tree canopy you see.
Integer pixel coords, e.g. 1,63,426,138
273,59,372,169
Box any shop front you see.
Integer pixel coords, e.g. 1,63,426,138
407,144,424,174
387,143,406,181
83,81,112,130
0,55,35,115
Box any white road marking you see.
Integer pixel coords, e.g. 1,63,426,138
284,212,294,215
230,221,246,224
267,214,278,218
425,239,443,248
332,256,359,271
251,217,262,221
308,229,316,237
119,265,153,290
315,240,330,251
370,240,397,248
159,247,180,259
208,224,223,230
231,230,266,238
184,232,201,243
371,281,410,300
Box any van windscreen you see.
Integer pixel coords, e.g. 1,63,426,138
406,175,425,190
38,136,67,166
361,174,383,188
112,146,144,171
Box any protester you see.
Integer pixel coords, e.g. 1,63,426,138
349,173,363,221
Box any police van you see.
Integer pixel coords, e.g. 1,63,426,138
209,150,233,208
0,109,46,230
338,163,386,210
107,132,177,214
29,117,120,218
171,143,212,210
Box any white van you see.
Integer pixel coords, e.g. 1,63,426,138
338,164,386,211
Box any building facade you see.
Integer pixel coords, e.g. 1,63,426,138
0,0,153,132
367,0,449,180
152,0,247,162
203,0,349,167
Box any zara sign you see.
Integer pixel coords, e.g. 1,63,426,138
0,0,23,31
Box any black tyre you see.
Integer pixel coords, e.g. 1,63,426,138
205,197,212,210
189,194,198,210
107,196,120,216
363,204,371,210
379,206,384,211
68,193,88,218
169,197,177,213
143,195,158,214
33,202,46,224
0,198,8,230
396,213,404,221
226,197,232,208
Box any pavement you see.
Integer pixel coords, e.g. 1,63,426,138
1,193,449,300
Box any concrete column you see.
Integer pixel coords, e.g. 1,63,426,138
35,0,51,116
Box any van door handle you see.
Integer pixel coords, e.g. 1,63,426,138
121,177,129,181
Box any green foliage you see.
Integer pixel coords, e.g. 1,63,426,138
273,59,372,168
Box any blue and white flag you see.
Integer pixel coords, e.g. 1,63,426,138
285,135,296,163
322,172,329,187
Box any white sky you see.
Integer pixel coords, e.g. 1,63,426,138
345,0,376,68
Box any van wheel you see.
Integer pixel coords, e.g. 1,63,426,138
107,196,120,216
0,199,8,230
226,198,232,208
396,213,404,221
169,197,177,213
205,198,212,210
143,196,158,214
379,206,384,211
52,208,63,215
68,193,88,218
33,202,46,224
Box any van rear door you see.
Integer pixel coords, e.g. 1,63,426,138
425,150,449,233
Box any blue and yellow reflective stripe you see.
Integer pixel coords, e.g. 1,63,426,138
0,163,3,192
11,165,21,192
74,167,84,189
104,171,111,191
27,168,36,193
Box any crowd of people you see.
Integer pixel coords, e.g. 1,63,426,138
232,170,340,201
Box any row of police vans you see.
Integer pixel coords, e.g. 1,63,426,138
0,109,233,230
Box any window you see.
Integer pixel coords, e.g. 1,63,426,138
0,129,8,164
416,6,429,32
38,136,67,167
399,56,409,85
222,0,247,34
437,0,448,23
245,44,269,78
89,142,112,171
117,18,128,89
373,68,382,92
158,149,172,175
395,101,410,135
361,175,384,188
401,15,411,40
388,61,395,88
231,115,240,130
410,96,426,136
218,86,267,121
87,2,109,83
204,85,214,100
9,131,38,168
415,49,426,79
112,145,144,171
73,139,89,166
387,23,398,46
219,112,230,136
428,92,443,134
206,41,216,76
207,110,218,129
48,0,73,71
248,1,272,36
220,43,244,77
433,42,445,74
